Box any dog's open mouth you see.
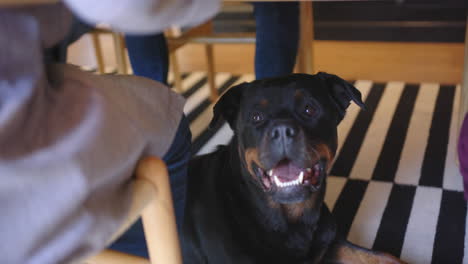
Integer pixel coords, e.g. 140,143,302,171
254,159,324,192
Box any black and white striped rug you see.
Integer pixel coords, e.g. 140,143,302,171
172,72,467,264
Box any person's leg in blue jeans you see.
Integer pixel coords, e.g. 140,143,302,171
253,2,300,79
109,33,191,258
125,33,169,84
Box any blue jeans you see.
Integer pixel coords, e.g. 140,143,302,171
253,2,299,79
125,33,169,85
124,2,299,82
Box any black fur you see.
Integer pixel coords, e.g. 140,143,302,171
183,73,365,263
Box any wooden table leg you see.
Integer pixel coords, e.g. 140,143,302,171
205,44,218,102
113,33,128,75
91,32,106,74
297,1,314,74
460,12,468,127
170,52,184,93
457,11,468,167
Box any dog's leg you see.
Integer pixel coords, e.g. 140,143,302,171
323,240,407,264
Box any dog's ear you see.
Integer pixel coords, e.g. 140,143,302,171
317,72,365,122
209,82,249,130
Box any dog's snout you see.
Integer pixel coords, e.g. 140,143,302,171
270,123,297,141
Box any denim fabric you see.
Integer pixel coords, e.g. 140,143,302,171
109,115,191,258
125,33,169,85
122,2,299,82
253,2,299,79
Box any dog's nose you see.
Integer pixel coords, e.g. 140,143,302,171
270,124,297,141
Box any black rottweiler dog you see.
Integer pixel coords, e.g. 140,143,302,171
183,73,406,264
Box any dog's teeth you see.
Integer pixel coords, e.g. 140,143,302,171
274,175,282,187
299,172,304,183
268,170,273,176
274,174,306,188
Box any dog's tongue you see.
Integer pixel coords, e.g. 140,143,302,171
272,160,302,181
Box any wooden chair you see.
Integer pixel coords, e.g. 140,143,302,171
89,2,316,102
90,22,220,101
84,157,182,264
90,29,128,75
166,22,219,100
165,1,316,100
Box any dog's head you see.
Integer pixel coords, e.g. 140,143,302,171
211,73,364,205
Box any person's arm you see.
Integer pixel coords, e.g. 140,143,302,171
63,0,220,34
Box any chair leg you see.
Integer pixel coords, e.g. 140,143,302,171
205,44,218,102
113,33,128,74
457,11,468,166
460,12,468,131
91,32,106,74
170,52,184,93
85,249,150,264
84,157,181,264
137,157,183,264
297,1,314,74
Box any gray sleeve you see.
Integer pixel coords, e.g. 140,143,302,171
0,9,185,264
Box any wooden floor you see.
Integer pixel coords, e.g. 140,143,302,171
68,35,465,83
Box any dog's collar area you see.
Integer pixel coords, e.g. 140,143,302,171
254,159,324,192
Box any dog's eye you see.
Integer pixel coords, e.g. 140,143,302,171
304,104,316,117
251,112,264,123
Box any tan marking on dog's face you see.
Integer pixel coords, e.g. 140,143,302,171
281,196,320,222
266,196,281,209
312,143,335,171
266,193,320,221
294,89,305,100
259,99,269,107
265,188,321,221
271,143,333,221
244,147,262,177
243,145,333,221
